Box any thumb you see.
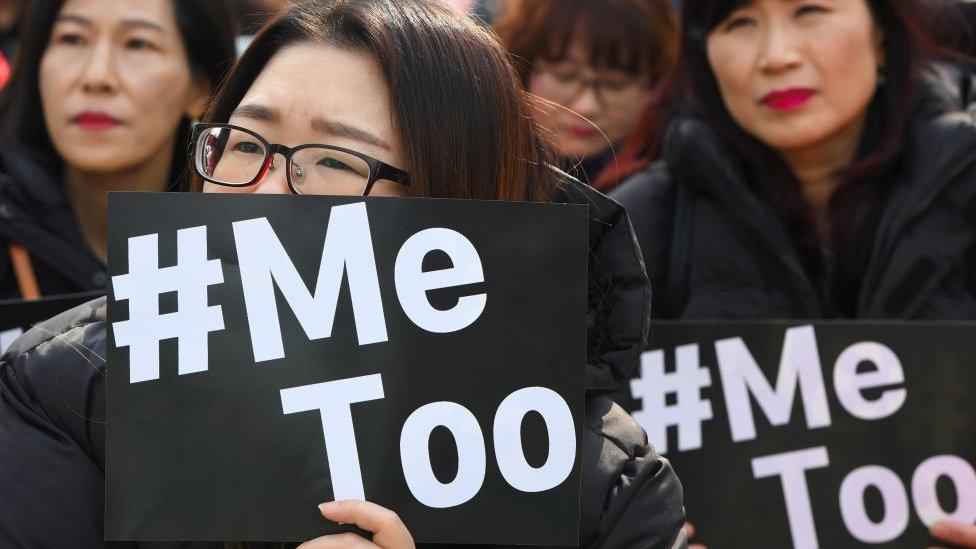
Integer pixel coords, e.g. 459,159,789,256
931,520,976,547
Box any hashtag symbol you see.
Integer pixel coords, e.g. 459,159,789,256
630,344,713,454
112,226,225,383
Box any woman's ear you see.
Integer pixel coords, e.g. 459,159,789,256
184,75,212,121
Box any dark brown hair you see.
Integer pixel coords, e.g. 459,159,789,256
196,0,556,202
0,0,238,186
493,0,678,87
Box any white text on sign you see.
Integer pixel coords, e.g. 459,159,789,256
111,202,487,381
629,325,972,548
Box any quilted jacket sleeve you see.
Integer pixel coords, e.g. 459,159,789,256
0,298,111,548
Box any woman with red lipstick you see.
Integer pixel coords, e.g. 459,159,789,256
613,0,976,320
0,0,237,299
610,0,976,544
493,0,678,190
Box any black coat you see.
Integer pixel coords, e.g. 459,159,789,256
612,67,976,320
0,147,107,299
0,177,687,548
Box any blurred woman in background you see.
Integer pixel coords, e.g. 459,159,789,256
0,0,236,299
610,0,976,542
494,0,678,190
614,0,976,320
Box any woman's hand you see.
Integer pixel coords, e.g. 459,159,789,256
298,500,416,549
929,520,976,548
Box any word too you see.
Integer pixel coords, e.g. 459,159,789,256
755,447,976,548
281,374,576,507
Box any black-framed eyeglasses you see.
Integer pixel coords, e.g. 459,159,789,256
533,61,652,109
191,123,411,196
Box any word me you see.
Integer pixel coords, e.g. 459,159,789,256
111,202,486,382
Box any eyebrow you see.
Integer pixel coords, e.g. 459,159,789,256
231,103,392,151
311,118,391,151
55,13,167,33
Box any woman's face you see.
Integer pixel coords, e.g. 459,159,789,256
527,40,652,159
40,0,206,174
203,43,408,197
706,0,883,153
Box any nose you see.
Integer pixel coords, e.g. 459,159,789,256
80,39,118,94
252,154,292,195
757,21,803,75
567,82,602,117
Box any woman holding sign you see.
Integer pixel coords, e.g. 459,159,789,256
0,0,236,299
0,0,686,548
609,0,976,545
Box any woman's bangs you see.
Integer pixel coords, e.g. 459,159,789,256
537,2,660,76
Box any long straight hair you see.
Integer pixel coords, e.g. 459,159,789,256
0,0,238,187
196,0,557,202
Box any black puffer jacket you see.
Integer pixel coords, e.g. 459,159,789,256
0,178,687,549
612,67,976,319
0,146,108,299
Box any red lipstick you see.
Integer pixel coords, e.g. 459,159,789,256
72,110,121,131
569,124,598,139
761,88,815,111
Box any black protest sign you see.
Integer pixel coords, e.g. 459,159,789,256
105,192,587,545
613,322,976,548
0,291,104,355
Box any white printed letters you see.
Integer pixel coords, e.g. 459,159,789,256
233,204,388,363
284,380,577,508
717,325,832,442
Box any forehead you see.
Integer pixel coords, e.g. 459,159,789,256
56,0,179,30
237,43,394,133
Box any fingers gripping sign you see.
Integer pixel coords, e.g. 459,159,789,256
298,500,416,549
930,520,976,548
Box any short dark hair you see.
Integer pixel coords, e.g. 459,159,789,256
197,0,556,202
0,0,238,185
494,0,678,88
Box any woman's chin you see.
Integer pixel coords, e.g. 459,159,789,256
59,151,141,176
554,140,607,161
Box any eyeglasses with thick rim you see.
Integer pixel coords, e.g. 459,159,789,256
191,122,411,196
533,62,652,109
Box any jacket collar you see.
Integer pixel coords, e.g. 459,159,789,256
0,146,106,292
859,65,976,316
662,113,823,313
662,63,976,317
0,146,69,214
